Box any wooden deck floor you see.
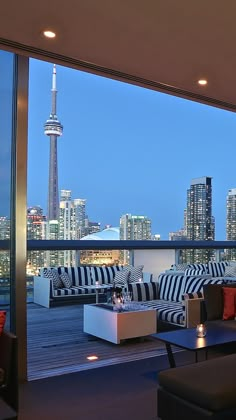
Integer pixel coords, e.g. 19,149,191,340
27,303,169,381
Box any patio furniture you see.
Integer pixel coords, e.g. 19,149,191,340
155,323,236,368
83,303,156,344
0,330,18,419
128,275,226,330
158,353,236,419
34,265,153,308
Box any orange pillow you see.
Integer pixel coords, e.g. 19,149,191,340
222,287,236,320
0,311,6,334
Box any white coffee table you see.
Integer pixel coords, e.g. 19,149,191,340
81,284,112,303
83,303,157,344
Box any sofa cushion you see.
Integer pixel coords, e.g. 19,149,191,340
174,263,189,271
128,282,159,301
144,300,184,325
222,287,236,320
184,276,224,295
188,263,209,273
125,265,144,283
42,268,63,288
57,266,92,286
113,270,130,289
0,311,6,335
224,265,236,277
60,272,72,288
203,283,236,321
158,353,236,412
208,261,228,277
184,268,206,276
53,286,89,296
90,265,122,285
158,274,186,302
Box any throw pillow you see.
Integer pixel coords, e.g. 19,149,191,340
43,268,63,288
208,261,228,277
125,265,144,283
222,287,236,320
113,270,130,289
60,272,72,288
224,265,236,277
184,268,206,276
175,263,189,271
0,311,6,335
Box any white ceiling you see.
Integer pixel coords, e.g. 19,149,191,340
1,0,236,111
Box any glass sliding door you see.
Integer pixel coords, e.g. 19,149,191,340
0,51,14,320
0,50,29,381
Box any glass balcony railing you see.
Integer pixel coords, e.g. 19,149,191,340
1,239,236,305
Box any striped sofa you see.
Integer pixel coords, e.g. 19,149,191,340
128,273,227,330
33,265,152,308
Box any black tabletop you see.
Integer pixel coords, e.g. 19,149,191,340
154,322,236,351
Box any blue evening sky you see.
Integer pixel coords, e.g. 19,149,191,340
27,58,236,240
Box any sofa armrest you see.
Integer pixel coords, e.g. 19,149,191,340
182,292,204,328
33,276,51,308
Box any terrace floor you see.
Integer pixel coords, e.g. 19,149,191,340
27,302,172,381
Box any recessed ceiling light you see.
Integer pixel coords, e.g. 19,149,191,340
43,30,56,39
198,79,208,86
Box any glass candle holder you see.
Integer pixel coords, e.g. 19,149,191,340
196,323,207,338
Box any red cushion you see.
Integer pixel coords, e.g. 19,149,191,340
0,311,6,334
222,287,236,320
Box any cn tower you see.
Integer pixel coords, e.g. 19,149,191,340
44,64,63,221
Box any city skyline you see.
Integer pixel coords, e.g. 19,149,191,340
25,59,236,239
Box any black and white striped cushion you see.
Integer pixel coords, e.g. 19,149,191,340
208,261,228,277
158,274,186,302
184,276,225,294
188,263,209,273
184,268,206,276
90,266,122,285
128,282,159,301
57,266,92,286
144,299,184,326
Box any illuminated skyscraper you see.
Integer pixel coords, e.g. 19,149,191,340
44,64,63,221
226,188,236,261
59,191,87,266
120,214,152,264
185,176,215,263
27,206,46,274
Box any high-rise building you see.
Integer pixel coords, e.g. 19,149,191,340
44,64,63,221
58,192,87,266
120,214,151,240
27,206,46,274
185,176,215,263
0,217,10,278
120,214,152,264
226,188,236,261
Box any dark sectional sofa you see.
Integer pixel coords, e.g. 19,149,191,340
157,281,236,419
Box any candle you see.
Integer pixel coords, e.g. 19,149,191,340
95,281,99,287
196,323,207,337
138,278,142,283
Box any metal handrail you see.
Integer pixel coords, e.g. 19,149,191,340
1,239,236,251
